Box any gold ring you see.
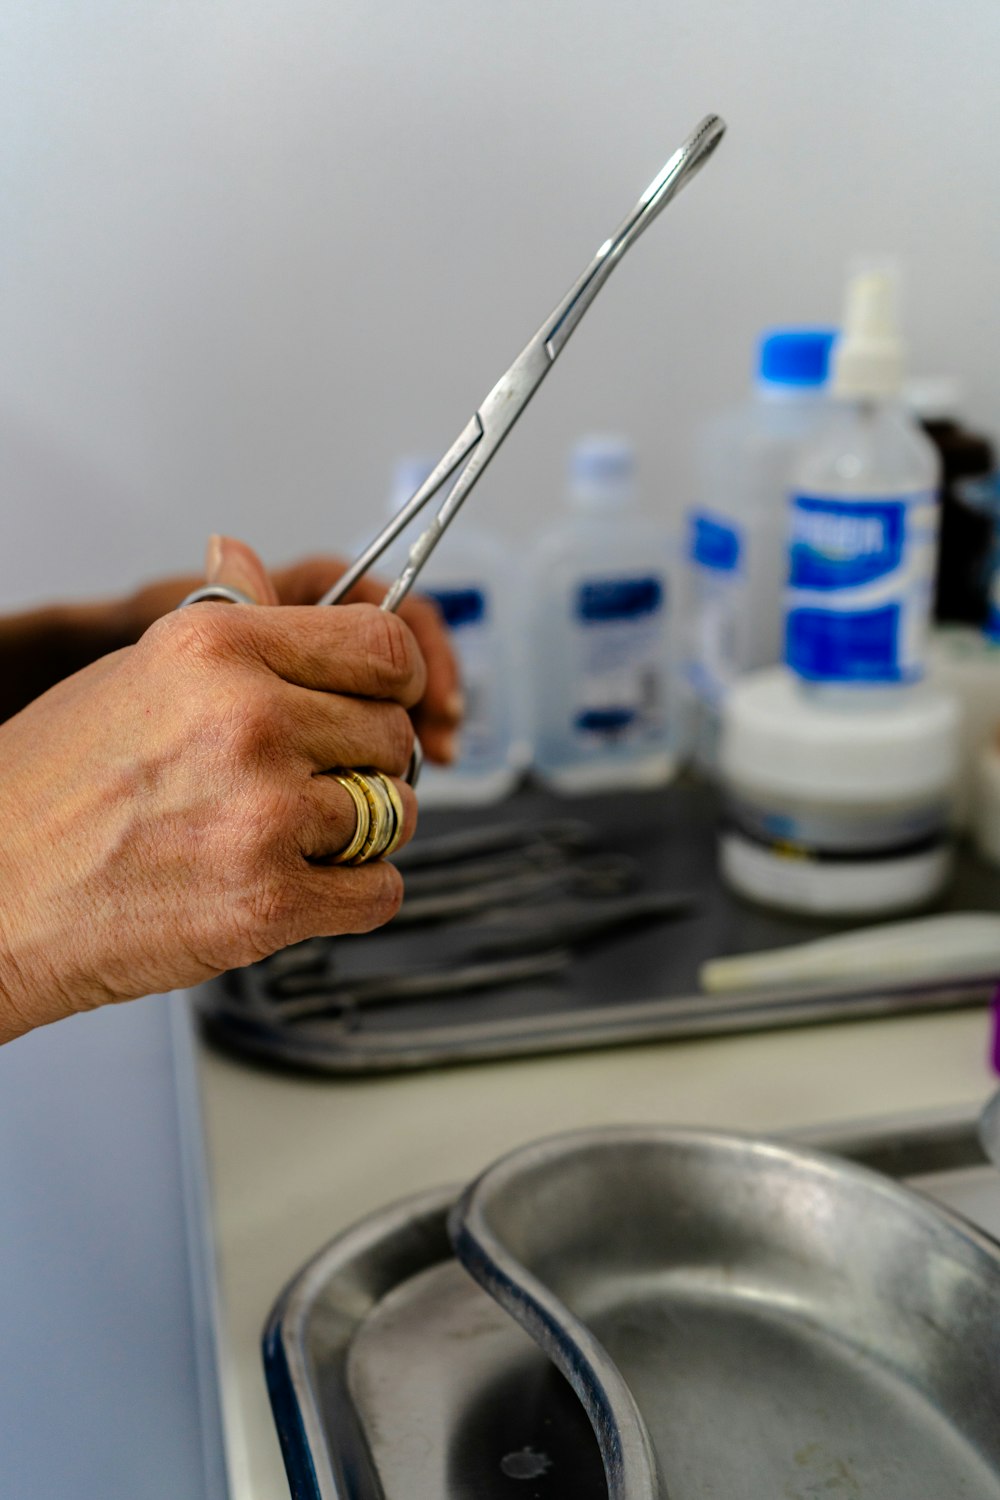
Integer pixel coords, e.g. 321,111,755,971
328,775,370,864
325,768,408,866
368,771,406,858
343,770,394,865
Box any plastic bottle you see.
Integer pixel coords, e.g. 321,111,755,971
684,327,835,767
365,458,526,807
527,436,678,793
785,264,941,701
718,266,960,919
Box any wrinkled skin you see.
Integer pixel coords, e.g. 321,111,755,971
0,537,461,1044
116,547,462,764
0,548,462,762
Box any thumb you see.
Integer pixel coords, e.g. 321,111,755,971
205,534,280,606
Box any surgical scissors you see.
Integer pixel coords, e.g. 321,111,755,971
319,113,725,613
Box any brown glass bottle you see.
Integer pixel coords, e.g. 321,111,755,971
908,381,995,625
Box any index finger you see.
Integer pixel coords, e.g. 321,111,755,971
337,578,463,764
192,602,428,708
266,556,461,746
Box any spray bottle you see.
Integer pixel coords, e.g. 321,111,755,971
785,263,941,697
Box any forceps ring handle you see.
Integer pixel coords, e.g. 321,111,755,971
178,583,257,607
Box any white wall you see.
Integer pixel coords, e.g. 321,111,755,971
2,0,999,609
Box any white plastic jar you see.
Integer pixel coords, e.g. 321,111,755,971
718,667,959,917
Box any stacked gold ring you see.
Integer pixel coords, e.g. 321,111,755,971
329,769,406,866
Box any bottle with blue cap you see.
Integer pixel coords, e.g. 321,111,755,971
367,458,526,806
527,435,678,792
683,326,836,768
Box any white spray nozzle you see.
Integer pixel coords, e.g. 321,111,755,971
832,261,905,400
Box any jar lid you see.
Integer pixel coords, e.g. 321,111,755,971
720,668,959,801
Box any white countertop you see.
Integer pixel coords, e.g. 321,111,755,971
192,1003,995,1499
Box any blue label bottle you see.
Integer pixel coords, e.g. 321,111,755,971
528,436,679,792
784,266,940,702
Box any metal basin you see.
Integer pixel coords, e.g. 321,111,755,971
451,1127,1000,1499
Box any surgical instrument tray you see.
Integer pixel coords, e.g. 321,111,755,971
196,780,1000,1074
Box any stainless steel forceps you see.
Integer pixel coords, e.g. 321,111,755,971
319,113,725,614
181,116,725,788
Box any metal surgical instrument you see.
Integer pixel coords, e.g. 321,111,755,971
389,854,642,928
181,116,725,788
319,113,725,614
267,951,571,1024
265,891,697,1019
391,818,596,870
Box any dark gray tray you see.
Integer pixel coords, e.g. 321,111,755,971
263,1107,1000,1500
198,780,1000,1074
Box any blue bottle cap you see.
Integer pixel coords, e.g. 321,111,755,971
757,328,837,388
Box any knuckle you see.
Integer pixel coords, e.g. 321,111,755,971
217,685,286,763
152,603,239,663
358,606,417,696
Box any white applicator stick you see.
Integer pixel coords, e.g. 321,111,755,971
701,912,1000,993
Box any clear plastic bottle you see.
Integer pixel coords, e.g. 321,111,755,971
684,328,835,767
369,458,525,807
527,436,679,793
785,264,941,705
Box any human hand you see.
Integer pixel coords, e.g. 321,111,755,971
119,545,462,764
0,537,424,1042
